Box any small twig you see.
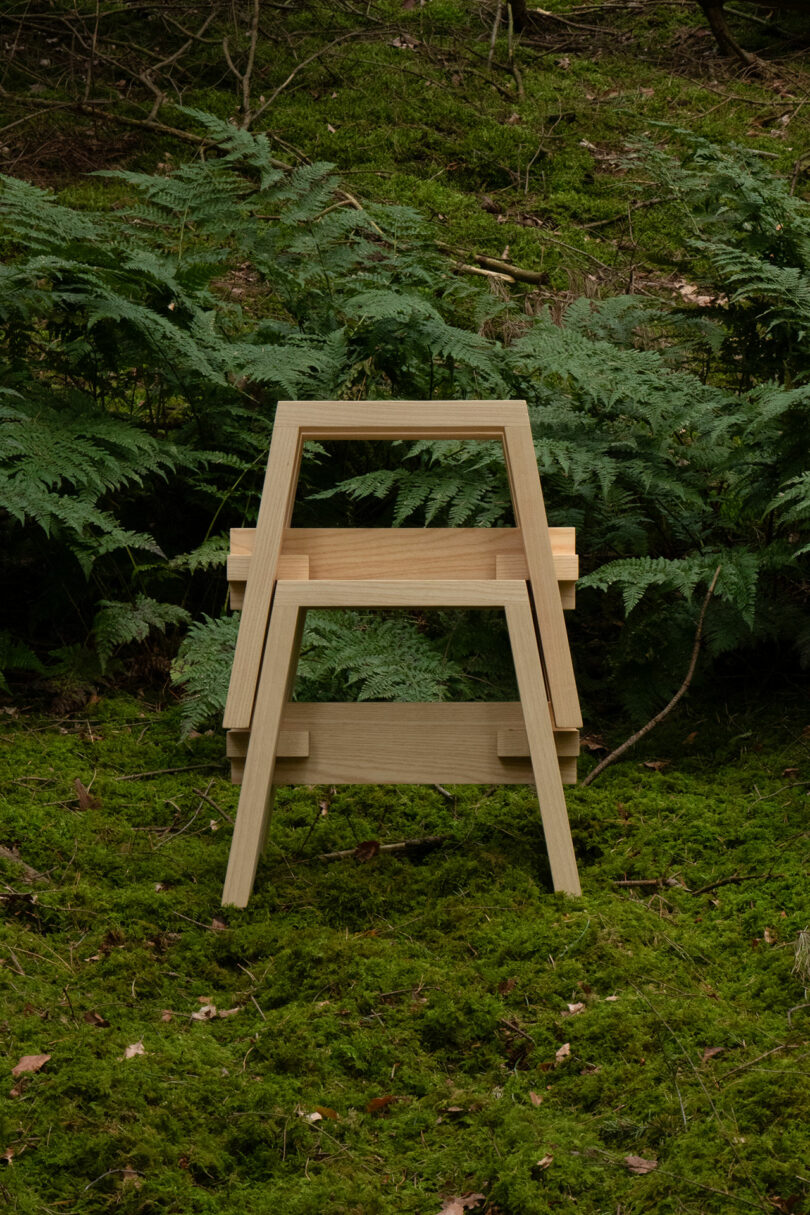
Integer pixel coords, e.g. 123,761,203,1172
249,30,367,127
721,1042,798,1081
530,7,610,34
83,1169,141,1192
583,566,721,786
173,910,217,930
581,196,669,229
612,877,679,888
313,836,446,862
488,0,503,68
437,242,547,284
433,784,455,802
116,763,222,782
456,262,515,283
192,786,234,825
689,871,783,897
500,1017,535,1043
242,0,261,126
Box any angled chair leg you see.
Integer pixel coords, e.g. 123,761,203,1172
222,601,305,907
505,590,581,896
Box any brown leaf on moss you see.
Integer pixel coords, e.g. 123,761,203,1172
11,1053,50,1077
313,1105,339,1120
366,1094,396,1113
436,1195,486,1215
82,1010,109,1027
74,778,101,810
625,1154,657,1174
354,839,381,862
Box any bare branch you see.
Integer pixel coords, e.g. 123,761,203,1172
583,566,722,787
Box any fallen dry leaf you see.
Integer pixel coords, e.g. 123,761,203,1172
642,759,671,772
313,1105,339,1120
565,1002,586,1016
701,1046,724,1063
11,1053,50,1078
122,1042,145,1060
354,839,381,862
1,1146,14,1164
211,917,228,931
436,1195,486,1215
782,767,800,779
535,1154,554,1170
121,1166,141,1188
764,927,775,945
218,1007,241,1018
82,1010,109,1027
498,977,517,995
160,1010,173,1023
191,1004,217,1021
529,1090,543,1106
74,778,101,810
625,1154,657,1174
605,994,620,1002
366,1094,396,1113
555,1042,571,1063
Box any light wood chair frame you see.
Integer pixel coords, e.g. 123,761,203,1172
221,400,583,907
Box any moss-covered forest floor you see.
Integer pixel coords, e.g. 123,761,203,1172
1,696,810,1214
2,1,810,1212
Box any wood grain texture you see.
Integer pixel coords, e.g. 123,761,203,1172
275,398,528,438
502,422,582,729
222,602,304,907
273,578,527,609
505,591,581,895
226,704,579,786
227,528,577,610
223,421,303,730
221,400,582,905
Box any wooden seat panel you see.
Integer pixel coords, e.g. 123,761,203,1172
226,702,579,787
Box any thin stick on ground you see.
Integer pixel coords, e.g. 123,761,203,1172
583,565,721,786
312,836,447,862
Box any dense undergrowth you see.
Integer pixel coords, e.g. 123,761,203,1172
2,118,810,725
1,694,809,1214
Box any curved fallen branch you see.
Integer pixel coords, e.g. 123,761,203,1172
583,565,721,787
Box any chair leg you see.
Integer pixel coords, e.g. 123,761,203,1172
505,591,581,896
222,602,304,908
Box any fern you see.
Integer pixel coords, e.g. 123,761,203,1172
2,122,808,706
94,597,191,670
171,614,241,737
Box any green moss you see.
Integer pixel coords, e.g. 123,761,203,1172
0,694,808,1213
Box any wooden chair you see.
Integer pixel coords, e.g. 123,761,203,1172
221,400,582,906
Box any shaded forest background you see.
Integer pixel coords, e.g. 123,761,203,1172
1,0,810,725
